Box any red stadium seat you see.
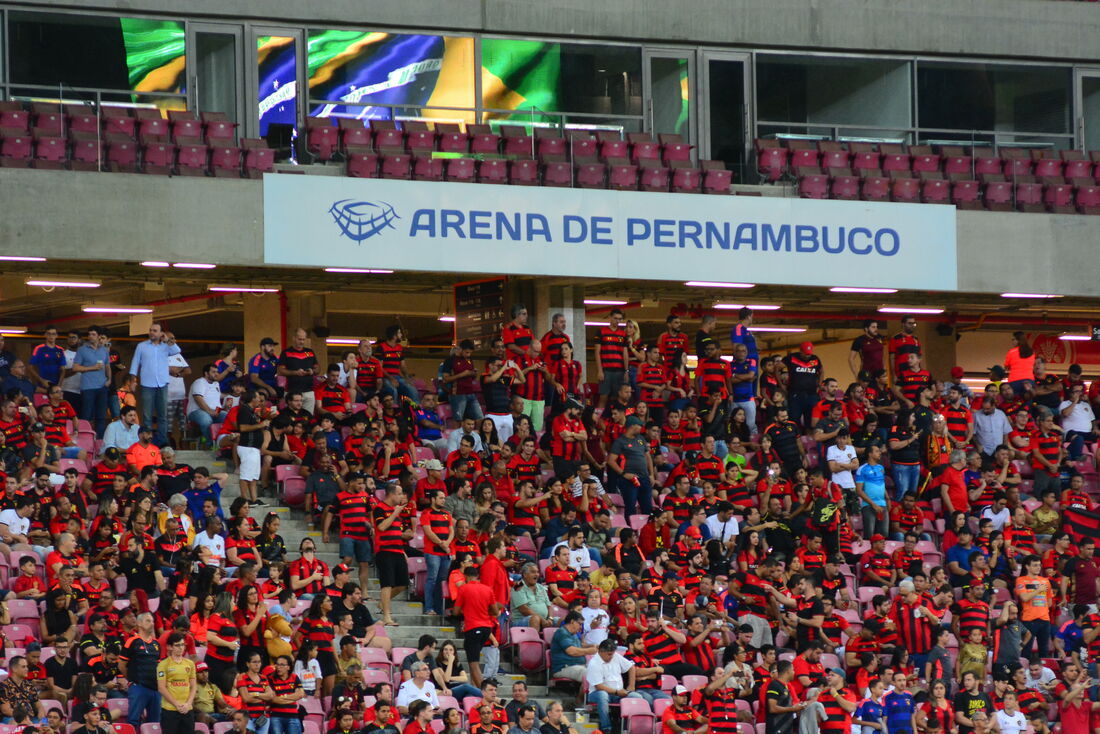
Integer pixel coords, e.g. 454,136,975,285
817,141,849,170
607,159,638,191
631,139,662,163
1043,182,1075,214
575,161,606,189
1077,183,1100,214
660,134,692,163
568,133,598,159
0,108,30,134
951,180,982,210
798,174,829,199
379,152,412,180
850,144,880,172
69,112,99,135
204,119,237,142
209,142,242,177
467,124,499,155
755,140,787,182
404,121,436,152
372,122,405,151
985,181,1013,211
445,157,476,183
509,158,539,185
501,125,534,157
974,154,1002,178
0,135,31,167
921,178,951,204
177,143,209,176
891,177,920,203
70,133,102,171
412,154,443,182
33,136,67,169
242,139,274,178
1032,157,1064,179
830,174,860,200
305,117,338,161
701,160,732,194
106,135,139,172
535,129,566,158
881,152,911,173
638,158,669,191
861,175,890,202
787,140,819,169
436,123,468,153
599,137,630,161
478,158,509,184
340,124,373,153
669,163,701,193
1061,151,1093,180
142,141,175,175
1015,182,1045,212
542,157,572,187
34,111,66,136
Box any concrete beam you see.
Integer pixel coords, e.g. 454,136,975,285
19,0,1100,62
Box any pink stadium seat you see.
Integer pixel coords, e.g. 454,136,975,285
509,158,539,185
142,142,175,174
177,143,209,175
445,157,476,183
787,141,819,169
850,145,881,172
283,476,306,507
204,119,237,142
619,697,655,734
575,162,606,189
1078,183,1100,214
599,138,630,161
478,158,509,184
380,152,412,180
70,134,101,171
372,124,405,151
412,154,443,182
535,129,566,158
973,154,1002,178
891,177,920,203
69,112,99,135
798,174,828,199
404,122,436,152
209,142,242,177
631,139,662,163
305,117,338,161
911,152,942,173
817,141,848,170
340,125,373,153
0,135,32,166
509,627,547,672
607,160,638,191
701,160,732,194
569,133,598,159
243,144,274,178
861,175,890,202
1043,182,1075,213
106,137,139,172
943,155,973,177
756,141,787,182
467,124,499,155
501,125,534,156
542,158,572,187
830,175,860,200
638,159,669,191
102,108,136,138
34,112,65,136
985,181,1013,211
1033,157,1064,178
436,124,468,153
921,178,950,204
0,108,30,134
136,114,169,141
33,136,67,168
1062,151,1094,180
670,165,701,193
1015,182,1045,212
881,153,911,173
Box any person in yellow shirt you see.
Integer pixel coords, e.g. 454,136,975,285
157,632,197,734
1014,554,1054,658
157,494,196,545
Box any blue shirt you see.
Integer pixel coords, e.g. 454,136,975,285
185,481,225,524
550,626,585,673
946,543,975,585
856,698,885,728
730,358,757,401
213,359,239,392
74,344,110,391
883,690,914,733
855,463,887,508
102,419,141,451
729,323,758,362
30,343,65,384
0,349,14,378
130,339,182,388
414,408,443,440
1,374,34,400
248,352,279,389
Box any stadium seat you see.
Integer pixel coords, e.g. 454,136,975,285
1000,148,1033,176
787,139,819,169
755,139,787,182
909,145,941,173
607,159,638,191
542,157,572,187
142,142,176,175
921,178,951,204
798,173,829,199
305,117,339,162
567,132,598,159
985,181,1013,211
242,139,274,178
575,161,606,189
0,107,30,134
619,698,655,734
346,149,378,178
467,124,499,155
598,132,630,162
0,135,32,166
1062,151,1094,180
638,158,669,191
861,175,890,202
32,136,67,169
1078,183,1100,214
509,158,539,185
70,133,101,171
106,136,139,173
478,158,509,184
412,154,443,182
1014,182,1044,212
881,151,911,173
202,111,237,142
340,123,373,154
177,143,210,176
436,123,468,154
669,162,701,193
534,128,566,158
1033,157,1064,179
209,141,242,177
380,152,412,180
445,157,476,183
973,152,1002,178
33,110,66,136
136,111,169,141
850,143,881,172
943,155,973,177
69,112,99,135
102,107,136,138
701,160,732,194
817,141,849,170
501,125,534,157
659,133,692,163
168,110,203,141
891,177,920,203
630,137,662,163
372,120,405,150
404,121,436,152
830,174,860,200
509,627,547,673
1043,182,1075,214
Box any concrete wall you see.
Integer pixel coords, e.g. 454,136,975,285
2,168,1099,296
13,0,1100,63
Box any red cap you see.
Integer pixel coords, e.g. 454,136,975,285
684,526,702,538
800,341,814,354
196,662,209,672
950,366,965,380
870,533,886,543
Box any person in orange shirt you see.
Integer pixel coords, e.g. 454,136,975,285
1015,554,1054,658
126,425,162,474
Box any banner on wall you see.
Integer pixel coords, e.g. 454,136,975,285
263,176,958,290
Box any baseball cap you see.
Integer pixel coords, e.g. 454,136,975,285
104,447,121,460
988,365,1006,378
34,467,51,477
662,571,679,581
683,526,702,538
673,685,689,696
138,425,153,434
625,416,644,428
333,563,350,575
260,337,278,346
870,533,886,543
25,642,42,653
196,661,209,672
422,458,444,472
30,422,45,432
950,366,965,380
829,667,845,678
565,398,583,411
800,341,814,354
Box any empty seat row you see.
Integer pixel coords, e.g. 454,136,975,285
797,171,1100,214
345,149,732,194
0,101,237,144
305,117,693,165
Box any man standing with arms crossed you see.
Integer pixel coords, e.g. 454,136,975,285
130,323,181,447
121,612,162,727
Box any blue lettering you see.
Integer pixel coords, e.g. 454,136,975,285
526,214,552,242
654,219,676,248
496,212,520,241
627,218,651,246
408,209,436,238
563,215,587,244
440,209,466,239
795,225,819,253
591,216,613,245
469,210,491,240
821,226,844,254
848,227,873,255
678,220,703,248
875,228,900,256
762,224,791,252
705,222,730,250
733,223,757,250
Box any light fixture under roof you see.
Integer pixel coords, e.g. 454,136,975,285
713,303,782,311
0,326,28,333
1000,293,1063,299
684,281,754,289
438,316,456,322
172,262,216,269
1059,334,1091,341
878,306,945,315
82,306,153,314
208,286,281,293
26,278,100,288
584,321,611,327
751,326,808,333
325,337,364,346
583,299,628,306
324,267,394,274
829,286,898,294
140,261,171,268
0,255,46,262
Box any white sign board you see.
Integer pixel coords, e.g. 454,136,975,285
263,175,958,290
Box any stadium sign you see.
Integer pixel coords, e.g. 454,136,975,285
264,175,957,290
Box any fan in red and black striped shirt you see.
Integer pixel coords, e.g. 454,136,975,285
641,611,706,678
681,614,729,672
267,655,305,718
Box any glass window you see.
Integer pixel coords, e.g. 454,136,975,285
756,54,911,138
258,35,297,136
306,30,475,122
917,62,1071,135
7,12,185,100
481,39,641,120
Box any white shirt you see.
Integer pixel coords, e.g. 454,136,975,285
167,353,189,401
972,408,1012,455
192,531,226,565
1058,400,1096,434
580,606,610,634
826,444,858,488
585,652,633,692
704,513,740,543
552,541,592,572
61,348,82,393
0,509,30,538
188,377,223,414
395,678,440,709
980,505,1010,531
1024,665,1056,689
995,709,1027,734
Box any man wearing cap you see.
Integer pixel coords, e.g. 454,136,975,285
103,405,141,453
23,421,61,473
660,684,706,734
248,337,282,400
191,661,232,726
585,639,644,732
783,341,823,428
860,534,896,588
817,668,858,730
126,425,162,475
608,415,655,518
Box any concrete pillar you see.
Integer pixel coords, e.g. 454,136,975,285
242,293,283,362
533,284,587,373
915,320,959,381
286,292,329,367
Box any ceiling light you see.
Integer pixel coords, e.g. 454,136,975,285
439,316,456,322
583,299,628,306
172,262,216,269
325,337,364,346
324,268,394,274
751,326,808,333
878,306,945,315
82,306,153,314
140,261,170,268
829,286,898,294
1059,334,1091,341
26,279,100,288
584,321,610,327
712,304,782,311
0,326,28,333
684,281,754,289
208,286,281,293
0,255,46,262
1000,293,1063,299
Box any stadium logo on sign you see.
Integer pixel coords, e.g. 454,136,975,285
328,200,400,242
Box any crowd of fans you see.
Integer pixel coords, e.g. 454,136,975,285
0,306,1098,734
